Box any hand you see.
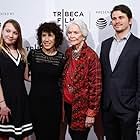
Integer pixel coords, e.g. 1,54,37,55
85,116,95,128
0,102,11,123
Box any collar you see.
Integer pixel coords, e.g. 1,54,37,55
71,41,88,51
113,32,131,41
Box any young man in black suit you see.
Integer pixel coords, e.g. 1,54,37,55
100,4,140,140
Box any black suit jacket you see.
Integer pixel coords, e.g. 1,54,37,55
100,34,140,112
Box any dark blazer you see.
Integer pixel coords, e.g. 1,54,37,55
100,33,140,113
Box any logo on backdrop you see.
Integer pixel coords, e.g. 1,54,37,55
0,11,15,28
0,12,14,16
23,39,39,52
53,9,87,31
96,18,107,29
95,10,111,30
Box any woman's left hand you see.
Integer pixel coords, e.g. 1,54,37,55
85,116,95,128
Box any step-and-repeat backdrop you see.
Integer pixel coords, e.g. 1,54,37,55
1,0,140,140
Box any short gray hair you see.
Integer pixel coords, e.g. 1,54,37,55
66,19,88,38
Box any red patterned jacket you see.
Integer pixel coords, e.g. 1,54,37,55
63,42,102,130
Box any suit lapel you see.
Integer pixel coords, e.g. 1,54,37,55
104,38,113,73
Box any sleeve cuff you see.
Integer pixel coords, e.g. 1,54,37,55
86,108,96,117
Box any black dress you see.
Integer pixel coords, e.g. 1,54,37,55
27,49,65,140
0,48,33,139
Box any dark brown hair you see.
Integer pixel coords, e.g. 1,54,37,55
37,22,63,48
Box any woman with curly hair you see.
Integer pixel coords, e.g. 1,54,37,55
25,22,65,140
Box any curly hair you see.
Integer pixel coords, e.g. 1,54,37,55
36,22,63,48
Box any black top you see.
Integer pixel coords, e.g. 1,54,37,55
27,49,65,97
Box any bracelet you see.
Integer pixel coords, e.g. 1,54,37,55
0,100,5,103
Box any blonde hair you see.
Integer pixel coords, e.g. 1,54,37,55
0,19,27,62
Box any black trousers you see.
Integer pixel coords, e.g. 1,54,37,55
64,102,90,140
102,104,138,140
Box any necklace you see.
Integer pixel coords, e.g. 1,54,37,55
72,49,81,60
72,43,83,60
